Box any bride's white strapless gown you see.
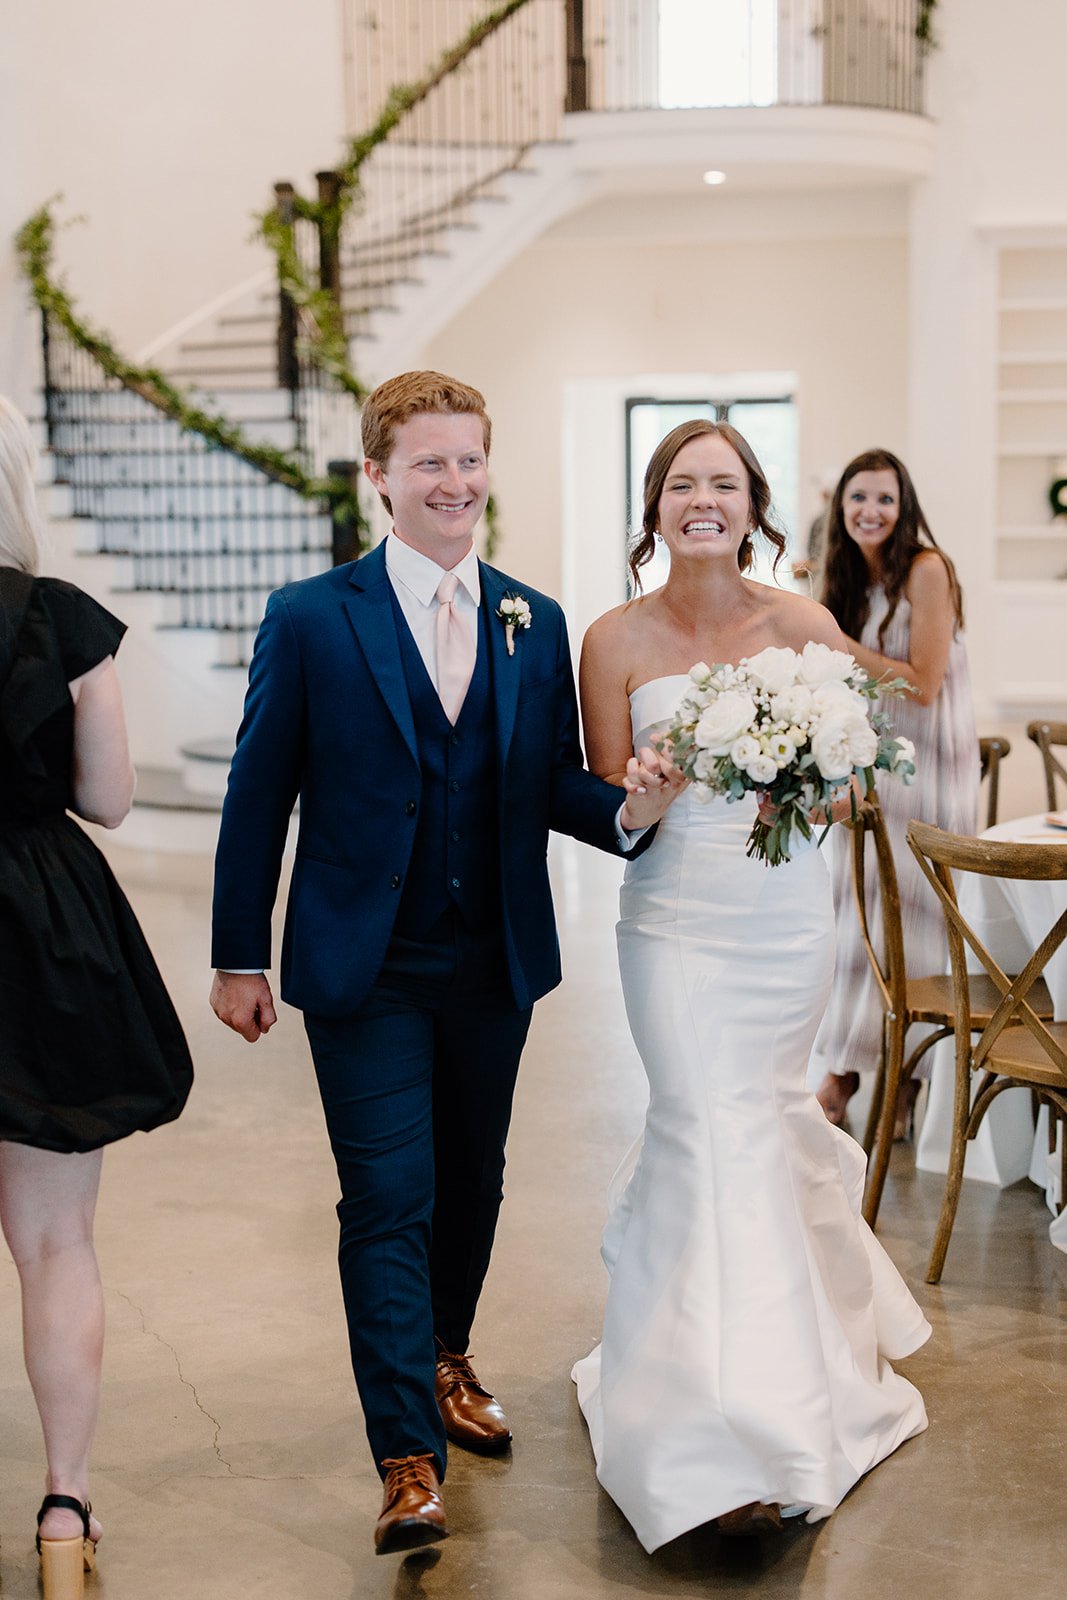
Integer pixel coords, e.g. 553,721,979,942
572,676,930,1553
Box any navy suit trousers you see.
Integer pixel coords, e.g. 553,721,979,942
303,911,532,1480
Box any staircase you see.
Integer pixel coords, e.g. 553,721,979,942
30,1,929,846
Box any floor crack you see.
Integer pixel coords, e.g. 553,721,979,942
110,1287,237,1476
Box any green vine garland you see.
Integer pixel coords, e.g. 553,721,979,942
917,1,939,49
16,200,367,542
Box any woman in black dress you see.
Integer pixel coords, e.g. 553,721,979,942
0,395,193,1598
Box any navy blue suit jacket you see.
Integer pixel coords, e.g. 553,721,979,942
211,543,646,1016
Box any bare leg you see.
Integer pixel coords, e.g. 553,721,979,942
0,1141,105,1544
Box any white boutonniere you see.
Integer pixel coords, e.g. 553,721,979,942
496,593,531,656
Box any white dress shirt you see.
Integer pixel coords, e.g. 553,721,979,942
385,531,480,690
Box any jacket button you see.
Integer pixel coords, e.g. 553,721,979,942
451,877,461,889
406,800,416,816
390,874,401,889
450,829,460,842
450,780,460,793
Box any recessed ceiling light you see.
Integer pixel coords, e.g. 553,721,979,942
702,170,727,186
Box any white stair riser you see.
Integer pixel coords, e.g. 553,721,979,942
54,480,332,519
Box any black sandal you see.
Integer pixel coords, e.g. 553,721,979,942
36,1495,97,1599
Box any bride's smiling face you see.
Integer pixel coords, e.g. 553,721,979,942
656,434,752,564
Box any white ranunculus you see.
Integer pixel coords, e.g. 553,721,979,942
766,732,798,769
730,735,762,769
891,736,916,770
744,753,780,784
810,708,874,780
694,690,758,756
769,684,814,726
798,639,857,687
743,645,800,695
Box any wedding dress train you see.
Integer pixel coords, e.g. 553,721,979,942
573,675,930,1553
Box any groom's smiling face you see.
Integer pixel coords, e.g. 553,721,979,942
366,412,489,569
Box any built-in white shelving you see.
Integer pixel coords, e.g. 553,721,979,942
995,240,1067,582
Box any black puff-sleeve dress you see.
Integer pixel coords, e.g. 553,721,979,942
0,568,193,1152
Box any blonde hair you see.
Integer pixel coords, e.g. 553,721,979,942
0,395,44,574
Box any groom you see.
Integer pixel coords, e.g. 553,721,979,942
210,371,674,1555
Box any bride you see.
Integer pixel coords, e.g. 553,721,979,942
572,419,930,1551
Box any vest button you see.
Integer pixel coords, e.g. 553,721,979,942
451,877,461,889
450,780,460,793
390,874,401,889
406,800,416,816
451,734,460,746
450,829,460,842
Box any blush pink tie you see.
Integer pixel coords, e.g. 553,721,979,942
434,572,476,724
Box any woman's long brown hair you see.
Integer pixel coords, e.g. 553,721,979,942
628,419,788,593
820,448,964,646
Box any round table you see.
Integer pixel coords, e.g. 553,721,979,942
914,812,1067,1253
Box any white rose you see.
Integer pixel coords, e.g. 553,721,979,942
745,753,780,784
743,645,800,695
810,679,867,719
798,639,857,687
848,724,879,768
694,690,758,756
765,732,798,768
810,708,872,781
693,748,720,783
891,736,916,770
730,735,762,769
769,684,814,725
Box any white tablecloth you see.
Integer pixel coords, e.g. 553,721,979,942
914,812,1067,1253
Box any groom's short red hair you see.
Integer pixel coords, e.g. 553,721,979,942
361,371,492,473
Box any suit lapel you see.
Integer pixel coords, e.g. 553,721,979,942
480,564,522,772
342,545,419,769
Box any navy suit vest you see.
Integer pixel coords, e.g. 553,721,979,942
391,594,502,937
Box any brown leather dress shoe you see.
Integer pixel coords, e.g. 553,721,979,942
716,1501,783,1537
435,1349,512,1453
374,1453,448,1555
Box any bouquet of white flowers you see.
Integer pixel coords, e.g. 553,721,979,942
663,642,916,866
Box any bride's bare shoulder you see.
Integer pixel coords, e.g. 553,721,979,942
763,586,847,649
582,596,649,653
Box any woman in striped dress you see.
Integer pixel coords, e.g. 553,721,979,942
810,448,979,1135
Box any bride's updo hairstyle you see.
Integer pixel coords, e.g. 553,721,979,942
820,447,964,647
628,418,787,593
0,395,44,574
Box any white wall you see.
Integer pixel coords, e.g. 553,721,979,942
907,0,1067,718
424,194,909,632
0,0,345,410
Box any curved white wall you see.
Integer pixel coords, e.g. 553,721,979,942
0,0,344,410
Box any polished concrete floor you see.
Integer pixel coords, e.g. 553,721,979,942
2,759,1065,1599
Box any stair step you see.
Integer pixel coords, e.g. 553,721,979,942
134,764,223,814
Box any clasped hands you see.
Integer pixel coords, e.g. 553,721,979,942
619,742,689,833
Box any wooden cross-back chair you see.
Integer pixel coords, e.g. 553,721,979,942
906,820,1067,1284
978,735,1011,830
1026,720,1067,810
845,799,1051,1230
